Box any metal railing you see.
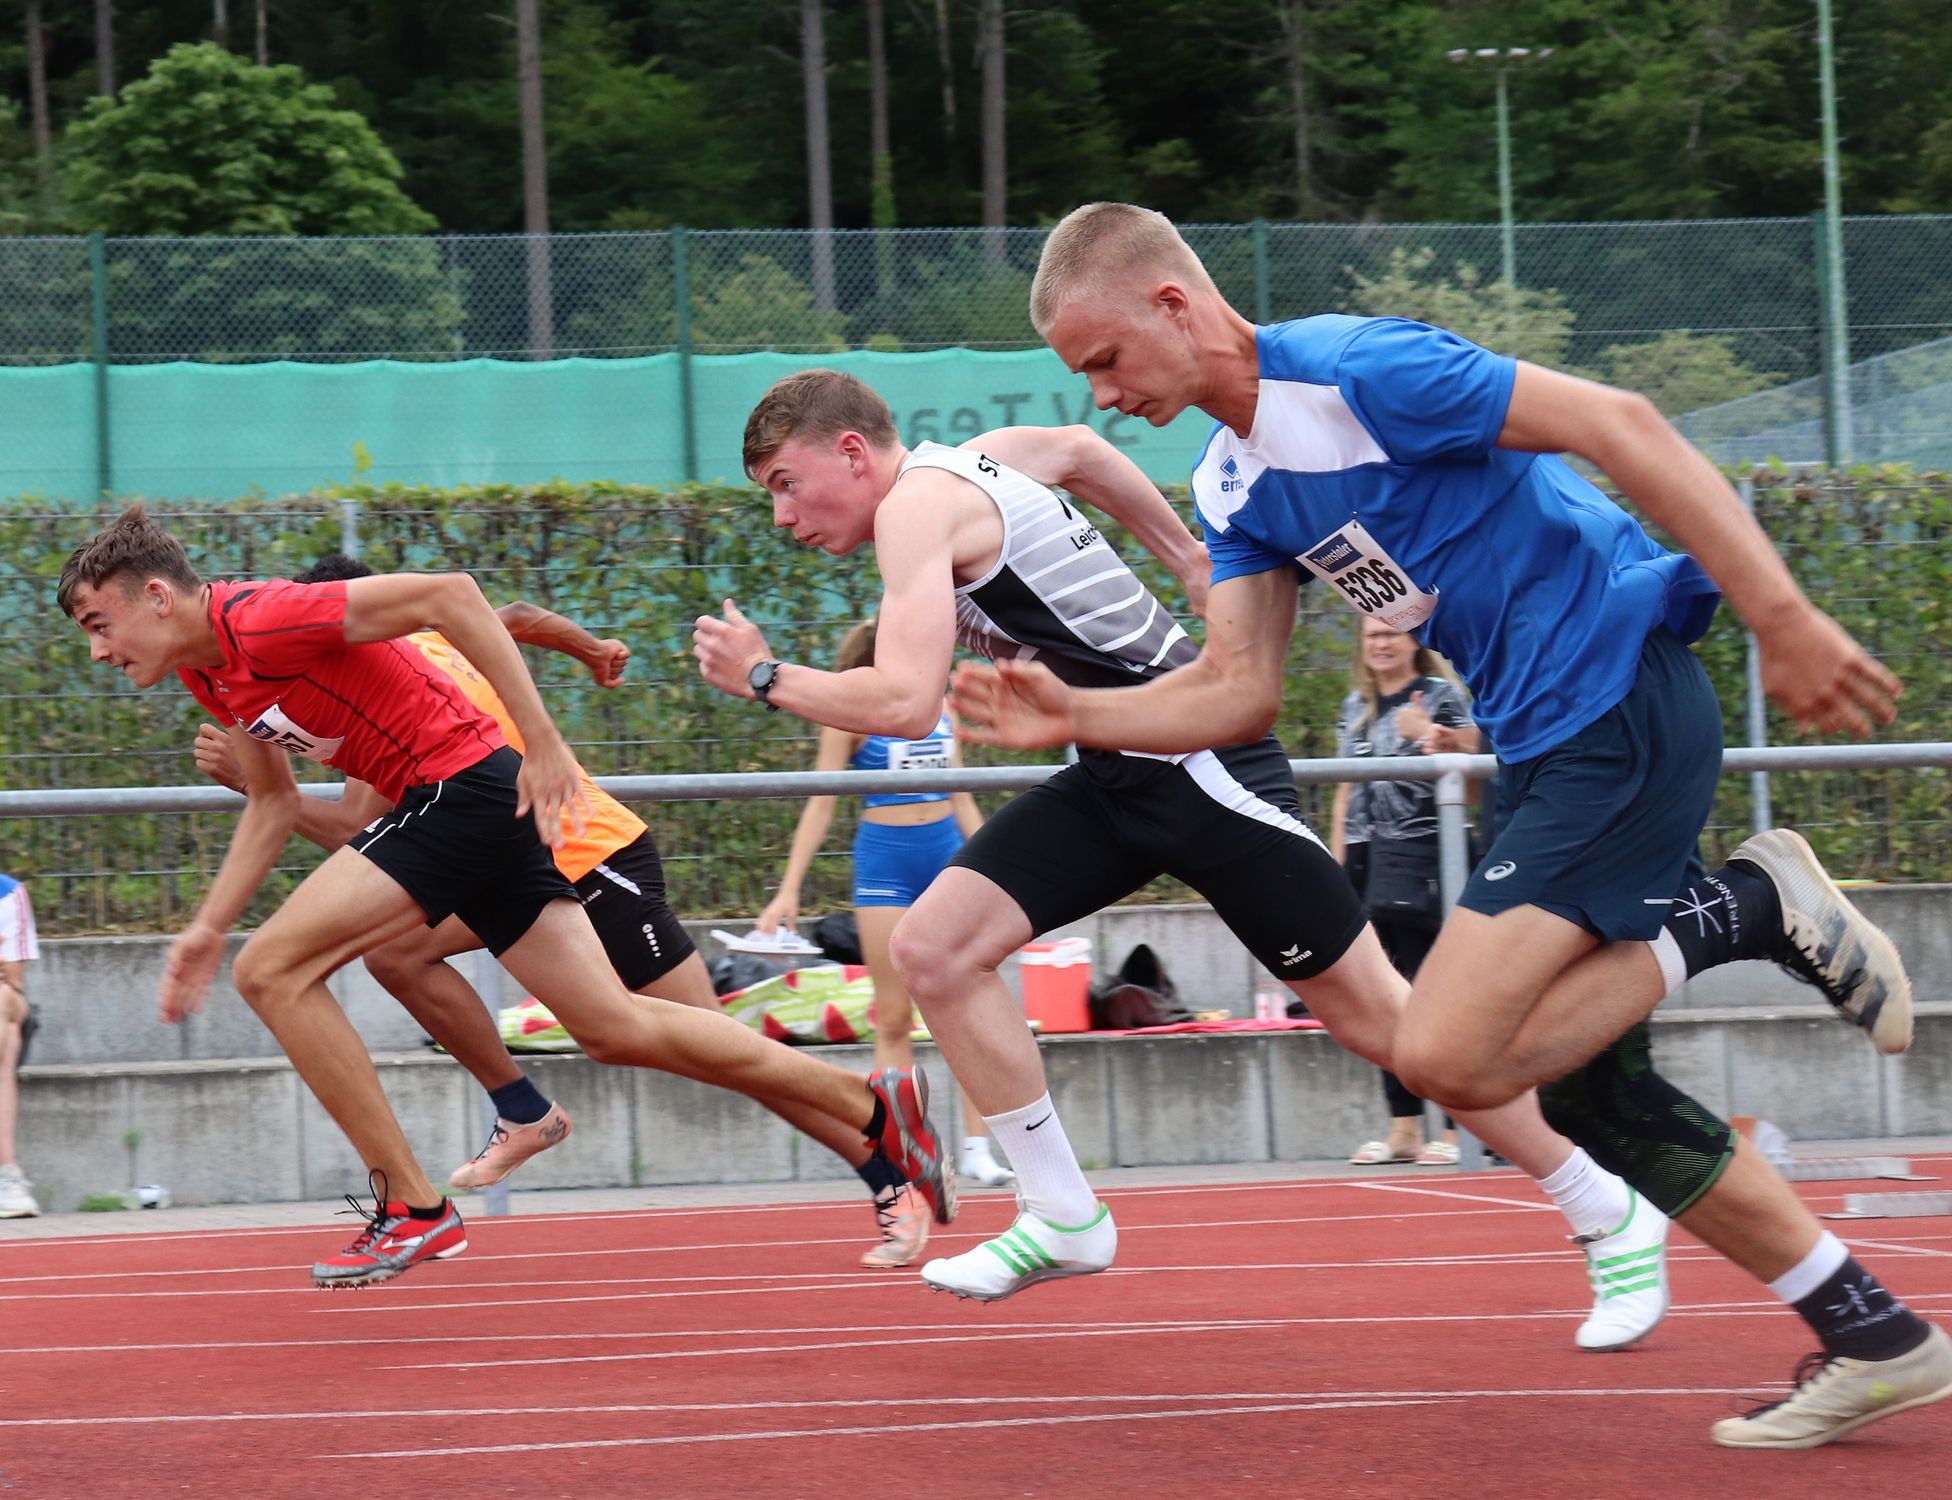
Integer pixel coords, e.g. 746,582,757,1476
8,742,1947,891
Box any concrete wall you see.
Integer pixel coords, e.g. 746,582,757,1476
18,1009,1952,1214
21,885,1949,1067
12,888,1949,1213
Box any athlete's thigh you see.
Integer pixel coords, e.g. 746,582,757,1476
634,951,719,1009
494,897,646,1036
240,846,432,985
902,867,1036,974
366,914,486,972
1403,902,1599,1063
946,767,1154,940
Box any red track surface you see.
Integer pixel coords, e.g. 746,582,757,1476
2,1167,1948,1498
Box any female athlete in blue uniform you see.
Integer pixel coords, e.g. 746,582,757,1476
758,618,1013,1268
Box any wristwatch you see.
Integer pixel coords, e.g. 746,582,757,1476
747,659,782,711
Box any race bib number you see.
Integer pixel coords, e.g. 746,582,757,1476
1296,519,1438,631
886,736,951,775
243,703,345,762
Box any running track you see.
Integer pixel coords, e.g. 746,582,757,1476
2,1166,1948,1497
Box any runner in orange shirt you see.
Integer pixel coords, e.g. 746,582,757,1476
195,555,918,1249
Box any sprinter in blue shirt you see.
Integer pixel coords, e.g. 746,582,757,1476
949,201,1947,1450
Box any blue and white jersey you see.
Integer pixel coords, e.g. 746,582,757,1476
1191,315,1721,761
850,709,955,808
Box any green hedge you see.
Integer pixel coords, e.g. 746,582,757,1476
2,465,1947,935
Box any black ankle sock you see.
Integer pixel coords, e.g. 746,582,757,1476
864,1091,888,1147
857,1148,903,1197
488,1076,552,1126
406,1201,449,1221
1661,863,1782,977
1793,1255,1932,1361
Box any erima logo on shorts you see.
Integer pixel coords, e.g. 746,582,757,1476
1484,861,1518,881
1279,943,1313,966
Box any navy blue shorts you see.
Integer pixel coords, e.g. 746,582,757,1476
852,816,964,907
1460,630,1721,943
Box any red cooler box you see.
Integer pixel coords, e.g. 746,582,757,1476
1018,937,1093,1033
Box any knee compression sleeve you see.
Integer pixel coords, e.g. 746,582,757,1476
1536,1022,1736,1218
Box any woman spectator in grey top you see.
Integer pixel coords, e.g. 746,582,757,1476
1331,617,1479,1166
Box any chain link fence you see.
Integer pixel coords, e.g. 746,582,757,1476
5,216,1952,500
4,465,1949,935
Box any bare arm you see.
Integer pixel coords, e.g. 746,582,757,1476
693,480,962,739
192,724,393,850
973,425,1210,612
341,572,584,842
1330,782,1351,864
952,569,1297,753
161,728,305,1022
1499,362,1899,737
496,600,630,689
756,725,858,933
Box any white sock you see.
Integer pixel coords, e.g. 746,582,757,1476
1537,1147,1635,1239
1647,929,1689,998
1769,1231,1849,1304
961,1135,997,1167
984,1093,1096,1224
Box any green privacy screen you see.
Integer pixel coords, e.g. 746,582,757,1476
5,349,1215,501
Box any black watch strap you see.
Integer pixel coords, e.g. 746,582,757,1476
748,659,782,711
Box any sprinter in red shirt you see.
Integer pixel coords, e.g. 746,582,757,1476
58,504,952,1286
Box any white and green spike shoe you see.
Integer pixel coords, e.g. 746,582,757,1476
1573,1189,1670,1352
920,1198,1117,1303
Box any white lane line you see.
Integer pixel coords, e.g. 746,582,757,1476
1845,1237,1952,1259
6,1291,1949,1361
1350,1181,1561,1211
384,1293,1952,1371
0,1206,1551,1286
1,1387,1766,1436
6,1158,1935,1253
315,1386,1776,1460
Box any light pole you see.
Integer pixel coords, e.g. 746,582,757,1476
1447,46,1553,286
1814,0,1852,462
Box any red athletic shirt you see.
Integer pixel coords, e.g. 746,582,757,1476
178,580,506,805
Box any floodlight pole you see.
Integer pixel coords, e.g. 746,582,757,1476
1815,0,1852,463
1494,67,1515,287
1448,47,1552,287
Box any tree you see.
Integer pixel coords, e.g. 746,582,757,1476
24,0,50,183
63,41,435,235
801,0,836,309
978,0,1005,269
1596,330,1777,416
515,0,553,356
94,0,113,96
1345,247,1578,368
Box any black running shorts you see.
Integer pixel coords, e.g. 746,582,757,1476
952,737,1366,981
572,831,698,989
350,745,578,956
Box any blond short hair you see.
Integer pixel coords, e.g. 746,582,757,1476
1030,202,1215,336
742,369,899,479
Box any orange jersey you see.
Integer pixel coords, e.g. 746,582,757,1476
408,632,647,882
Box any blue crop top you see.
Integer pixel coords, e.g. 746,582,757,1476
850,709,955,807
